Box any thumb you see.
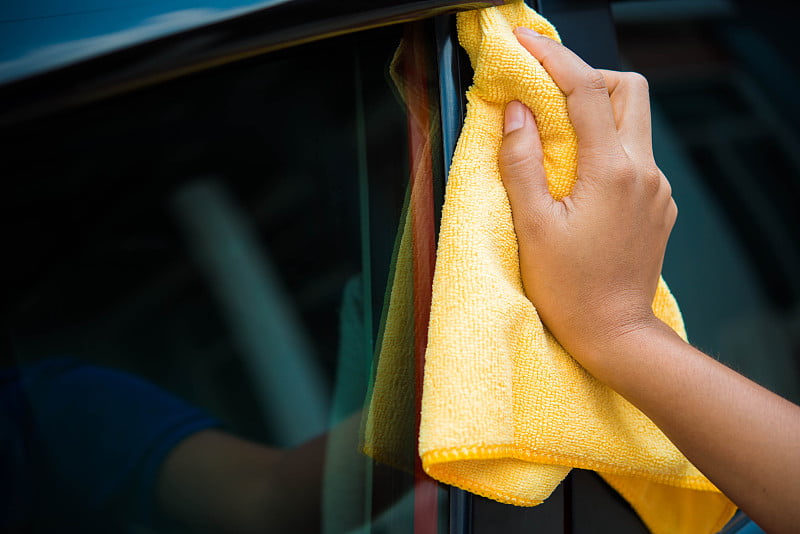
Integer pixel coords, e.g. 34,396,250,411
499,101,554,236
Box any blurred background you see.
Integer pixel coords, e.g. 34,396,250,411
614,0,800,404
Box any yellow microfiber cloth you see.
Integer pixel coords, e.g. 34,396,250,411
417,1,738,533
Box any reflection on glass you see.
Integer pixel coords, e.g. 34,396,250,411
3,21,441,533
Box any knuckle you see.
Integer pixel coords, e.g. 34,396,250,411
534,40,562,76
581,68,608,94
622,71,650,93
641,164,663,193
667,198,678,227
660,174,673,198
536,37,560,57
499,141,539,177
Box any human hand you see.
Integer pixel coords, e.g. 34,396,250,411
499,32,800,533
499,27,677,372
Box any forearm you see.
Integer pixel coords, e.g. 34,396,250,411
498,28,800,531
583,320,800,534
157,429,325,533
157,413,374,533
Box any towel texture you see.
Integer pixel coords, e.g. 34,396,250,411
417,2,737,533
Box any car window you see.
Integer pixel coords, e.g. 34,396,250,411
4,21,441,533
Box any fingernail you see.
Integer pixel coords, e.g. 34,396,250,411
504,101,526,134
514,26,540,38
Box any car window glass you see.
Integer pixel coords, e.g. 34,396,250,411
4,23,435,533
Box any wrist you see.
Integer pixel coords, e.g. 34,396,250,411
562,309,675,383
576,317,683,390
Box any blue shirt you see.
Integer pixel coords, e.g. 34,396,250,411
1,357,219,532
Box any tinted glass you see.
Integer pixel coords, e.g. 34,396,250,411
3,22,441,533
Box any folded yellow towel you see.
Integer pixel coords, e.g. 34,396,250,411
418,2,737,533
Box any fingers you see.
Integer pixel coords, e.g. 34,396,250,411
598,69,653,160
514,27,624,160
499,101,557,236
